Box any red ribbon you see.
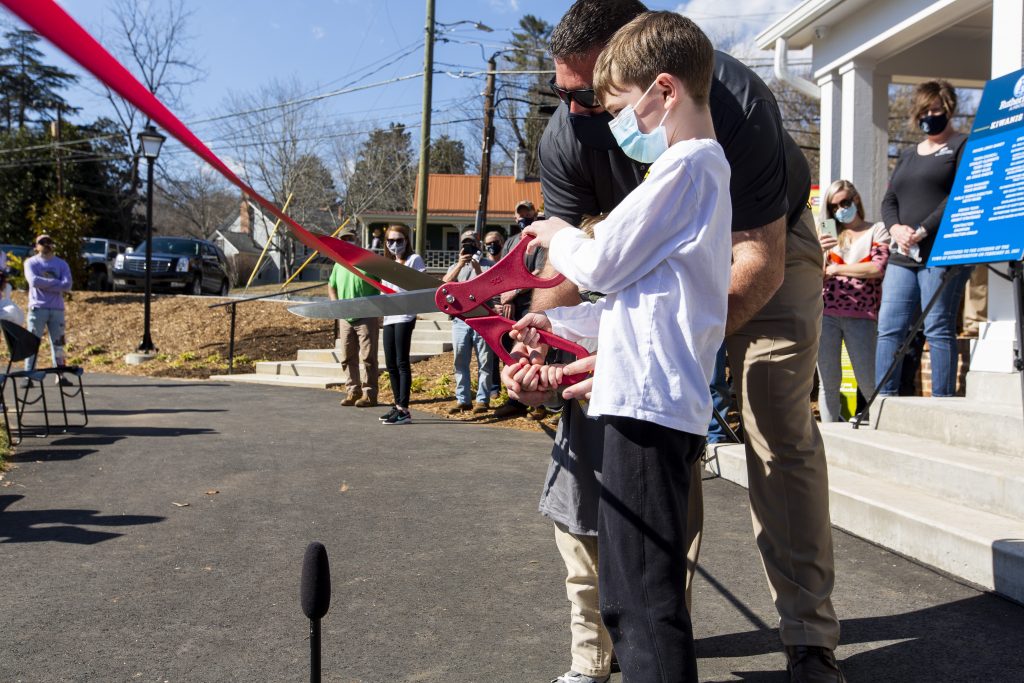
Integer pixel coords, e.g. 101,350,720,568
2,0,393,293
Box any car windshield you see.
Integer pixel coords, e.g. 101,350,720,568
83,239,106,254
135,238,198,255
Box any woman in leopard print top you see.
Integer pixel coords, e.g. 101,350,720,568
817,179,890,422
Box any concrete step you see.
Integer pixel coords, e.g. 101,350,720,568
376,341,452,355
874,396,1023,458
819,422,1024,519
966,370,1023,408
209,373,342,389
706,443,1024,603
255,361,345,378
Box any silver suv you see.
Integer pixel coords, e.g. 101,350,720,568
82,237,130,291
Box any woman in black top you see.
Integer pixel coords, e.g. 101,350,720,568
876,80,971,397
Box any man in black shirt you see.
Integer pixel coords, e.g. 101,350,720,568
503,2,843,681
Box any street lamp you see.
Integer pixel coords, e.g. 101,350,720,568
137,124,165,354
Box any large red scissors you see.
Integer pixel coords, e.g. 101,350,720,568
290,236,592,386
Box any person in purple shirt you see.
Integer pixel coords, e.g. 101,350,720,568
23,234,73,382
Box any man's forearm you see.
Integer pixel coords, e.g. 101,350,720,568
530,261,580,311
726,218,787,336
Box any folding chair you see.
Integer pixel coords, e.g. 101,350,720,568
1,319,88,444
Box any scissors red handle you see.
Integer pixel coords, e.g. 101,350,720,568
436,235,592,387
465,315,592,387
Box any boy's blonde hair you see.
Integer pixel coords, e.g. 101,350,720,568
593,11,714,107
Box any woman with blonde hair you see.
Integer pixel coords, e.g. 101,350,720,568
817,180,890,421
378,224,425,425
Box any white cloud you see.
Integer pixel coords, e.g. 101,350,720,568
673,0,798,55
312,25,327,41
489,0,520,13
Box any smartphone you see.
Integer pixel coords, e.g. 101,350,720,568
820,218,838,240
460,244,479,257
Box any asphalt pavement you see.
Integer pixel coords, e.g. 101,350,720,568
1,374,1022,682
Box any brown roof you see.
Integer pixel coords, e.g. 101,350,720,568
413,174,543,218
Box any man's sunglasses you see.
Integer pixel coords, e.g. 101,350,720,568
548,77,601,109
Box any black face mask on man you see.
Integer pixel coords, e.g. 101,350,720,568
517,216,535,230
569,111,616,150
919,112,949,135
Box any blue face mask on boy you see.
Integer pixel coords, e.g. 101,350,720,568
608,80,671,163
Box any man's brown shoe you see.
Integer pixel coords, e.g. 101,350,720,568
340,393,359,407
493,402,527,418
355,396,377,408
785,646,845,683
472,401,490,414
448,402,472,414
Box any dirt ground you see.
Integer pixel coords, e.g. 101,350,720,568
8,290,557,434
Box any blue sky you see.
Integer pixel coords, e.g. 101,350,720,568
2,0,799,173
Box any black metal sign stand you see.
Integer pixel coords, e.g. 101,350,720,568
1010,260,1024,423
852,265,966,429
853,261,1024,428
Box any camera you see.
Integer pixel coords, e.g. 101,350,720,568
460,243,479,256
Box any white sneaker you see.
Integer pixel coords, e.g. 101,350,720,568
551,672,609,683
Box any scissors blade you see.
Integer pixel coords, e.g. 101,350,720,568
325,236,441,292
288,290,441,320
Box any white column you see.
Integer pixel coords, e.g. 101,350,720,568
817,71,842,198
838,62,889,217
973,0,1024,374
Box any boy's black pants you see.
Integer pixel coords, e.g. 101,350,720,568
598,415,704,683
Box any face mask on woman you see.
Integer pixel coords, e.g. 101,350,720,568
386,239,405,255
608,80,672,164
919,112,949,135
834,204,858,224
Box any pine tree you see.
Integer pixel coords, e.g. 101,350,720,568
344,124,416,214
0,29,79,131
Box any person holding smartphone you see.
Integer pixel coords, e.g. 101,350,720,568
442,229,495,414
817,180,890,422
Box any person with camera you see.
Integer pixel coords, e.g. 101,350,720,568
442,229,495,414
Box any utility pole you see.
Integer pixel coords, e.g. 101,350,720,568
52,104,64,196
474,54,497,239
414,0,436,257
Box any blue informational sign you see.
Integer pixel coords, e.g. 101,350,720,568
929,68,1024,266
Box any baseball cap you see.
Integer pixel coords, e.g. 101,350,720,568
35,234,54,246
338,226,357,240
514,200,535,213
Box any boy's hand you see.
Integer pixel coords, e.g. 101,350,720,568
560,355,597,401
524,217,574,254
510,312,552,348
502,359,553,406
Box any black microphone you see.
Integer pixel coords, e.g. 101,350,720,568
300,541,331,683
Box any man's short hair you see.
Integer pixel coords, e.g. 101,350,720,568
550,0,647,60
515,200,535,214
593,11,714,107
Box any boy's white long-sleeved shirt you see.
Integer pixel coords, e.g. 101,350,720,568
546,138,732,435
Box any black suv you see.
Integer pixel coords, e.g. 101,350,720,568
112,237,233,296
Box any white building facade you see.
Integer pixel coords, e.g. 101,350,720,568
757,0,1023,375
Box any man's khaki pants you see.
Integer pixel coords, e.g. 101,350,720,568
687,209,840,649
337,317,379,399
553,523,612,678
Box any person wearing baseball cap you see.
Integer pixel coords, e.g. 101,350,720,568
328,227,381,408
22,234,74,386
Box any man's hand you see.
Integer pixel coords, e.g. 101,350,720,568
503,358,553,406
524,217,574,254
560,354,596,401
511,312,552,348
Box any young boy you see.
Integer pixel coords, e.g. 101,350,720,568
510,11,731,682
